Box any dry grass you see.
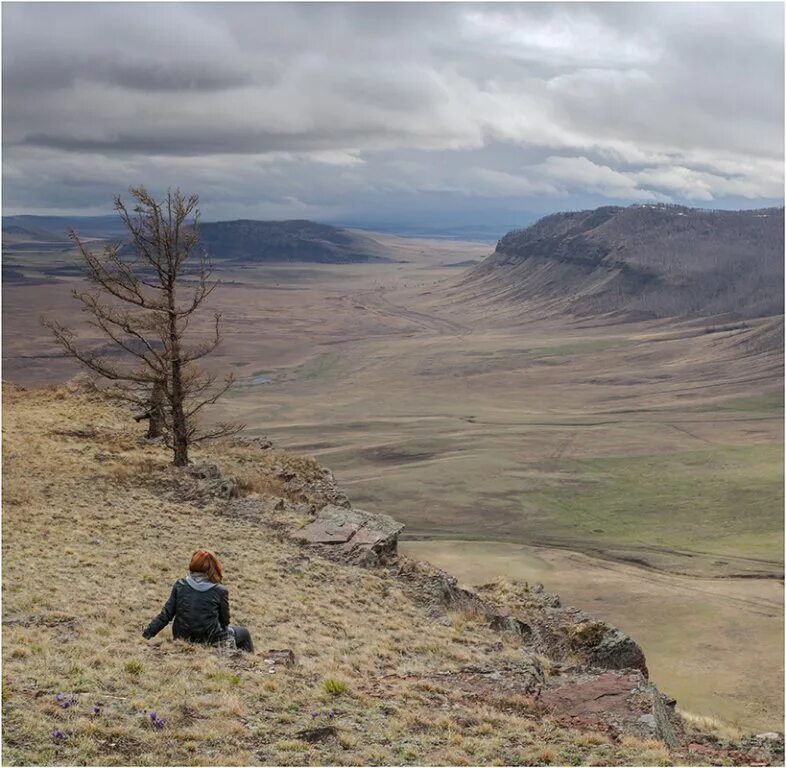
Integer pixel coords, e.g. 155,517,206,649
2,384,722,765
680,711,746,742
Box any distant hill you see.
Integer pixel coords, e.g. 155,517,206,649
466,204,784,320
3,214,126,239
2,221,75,254
2,224,70,243
196,219,392,263
3,215,394,264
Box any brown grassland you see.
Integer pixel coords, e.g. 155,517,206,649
0,383,715,766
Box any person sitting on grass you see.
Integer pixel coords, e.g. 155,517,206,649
142,549,254,652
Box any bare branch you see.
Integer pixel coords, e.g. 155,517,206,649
42,186,240,466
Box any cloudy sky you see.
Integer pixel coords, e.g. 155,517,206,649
2,2,784,229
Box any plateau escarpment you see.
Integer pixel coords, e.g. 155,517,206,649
2,382,783,766
466,205,784,321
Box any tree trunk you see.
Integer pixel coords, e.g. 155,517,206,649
168,291,189,466
146,381,165,439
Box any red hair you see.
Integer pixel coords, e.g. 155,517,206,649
189,549,223,584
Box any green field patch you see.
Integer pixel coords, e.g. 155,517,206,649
527,338,632,358
444,338,634,377
529,444,784,563
292,351,343,380
713,392,784,413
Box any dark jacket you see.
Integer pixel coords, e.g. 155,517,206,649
143,575,230,644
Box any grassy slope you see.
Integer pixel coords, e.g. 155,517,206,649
1,384,699,767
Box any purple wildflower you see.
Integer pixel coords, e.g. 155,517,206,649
149,711,165,730
52,730,68,742
91,705,101,716
54,693,76,709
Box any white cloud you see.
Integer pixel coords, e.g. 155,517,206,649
2,3,782,218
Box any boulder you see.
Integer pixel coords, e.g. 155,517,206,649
176,463,239,504
489,613,533,640
294,505,404,565
570,621,648,676
275,466,351,509
541,670,679,744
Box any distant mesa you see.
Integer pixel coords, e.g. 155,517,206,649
466,204,785,320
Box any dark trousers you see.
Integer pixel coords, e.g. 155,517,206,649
230,625,254,652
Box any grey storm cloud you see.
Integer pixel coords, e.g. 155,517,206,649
2,2,783,222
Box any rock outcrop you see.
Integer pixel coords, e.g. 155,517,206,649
294,504,404,567
159,439,781,763
273,466,350,510
178,462,239,503
395,560,648,676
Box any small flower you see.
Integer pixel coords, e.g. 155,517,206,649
148,711,165,730
54,693,76,709
52,730,68,742
91,705,101,716
311,711,319,718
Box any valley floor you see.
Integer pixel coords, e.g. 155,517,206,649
3,234,784,733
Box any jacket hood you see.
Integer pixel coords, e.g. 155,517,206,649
185,572,217,592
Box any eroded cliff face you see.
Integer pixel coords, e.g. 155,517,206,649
465,204,785,322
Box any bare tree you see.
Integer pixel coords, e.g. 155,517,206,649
42,186,241,466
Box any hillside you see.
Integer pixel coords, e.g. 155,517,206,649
2,224,70,245
3,383,783,766
2,215,127,239
466,205,784,320
195,220,391,264
2,216,393,264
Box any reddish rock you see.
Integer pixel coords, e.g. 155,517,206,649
542,670,642,718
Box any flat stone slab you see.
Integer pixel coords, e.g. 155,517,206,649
342,525,389,549
294,504,404,557
294,520,360,544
